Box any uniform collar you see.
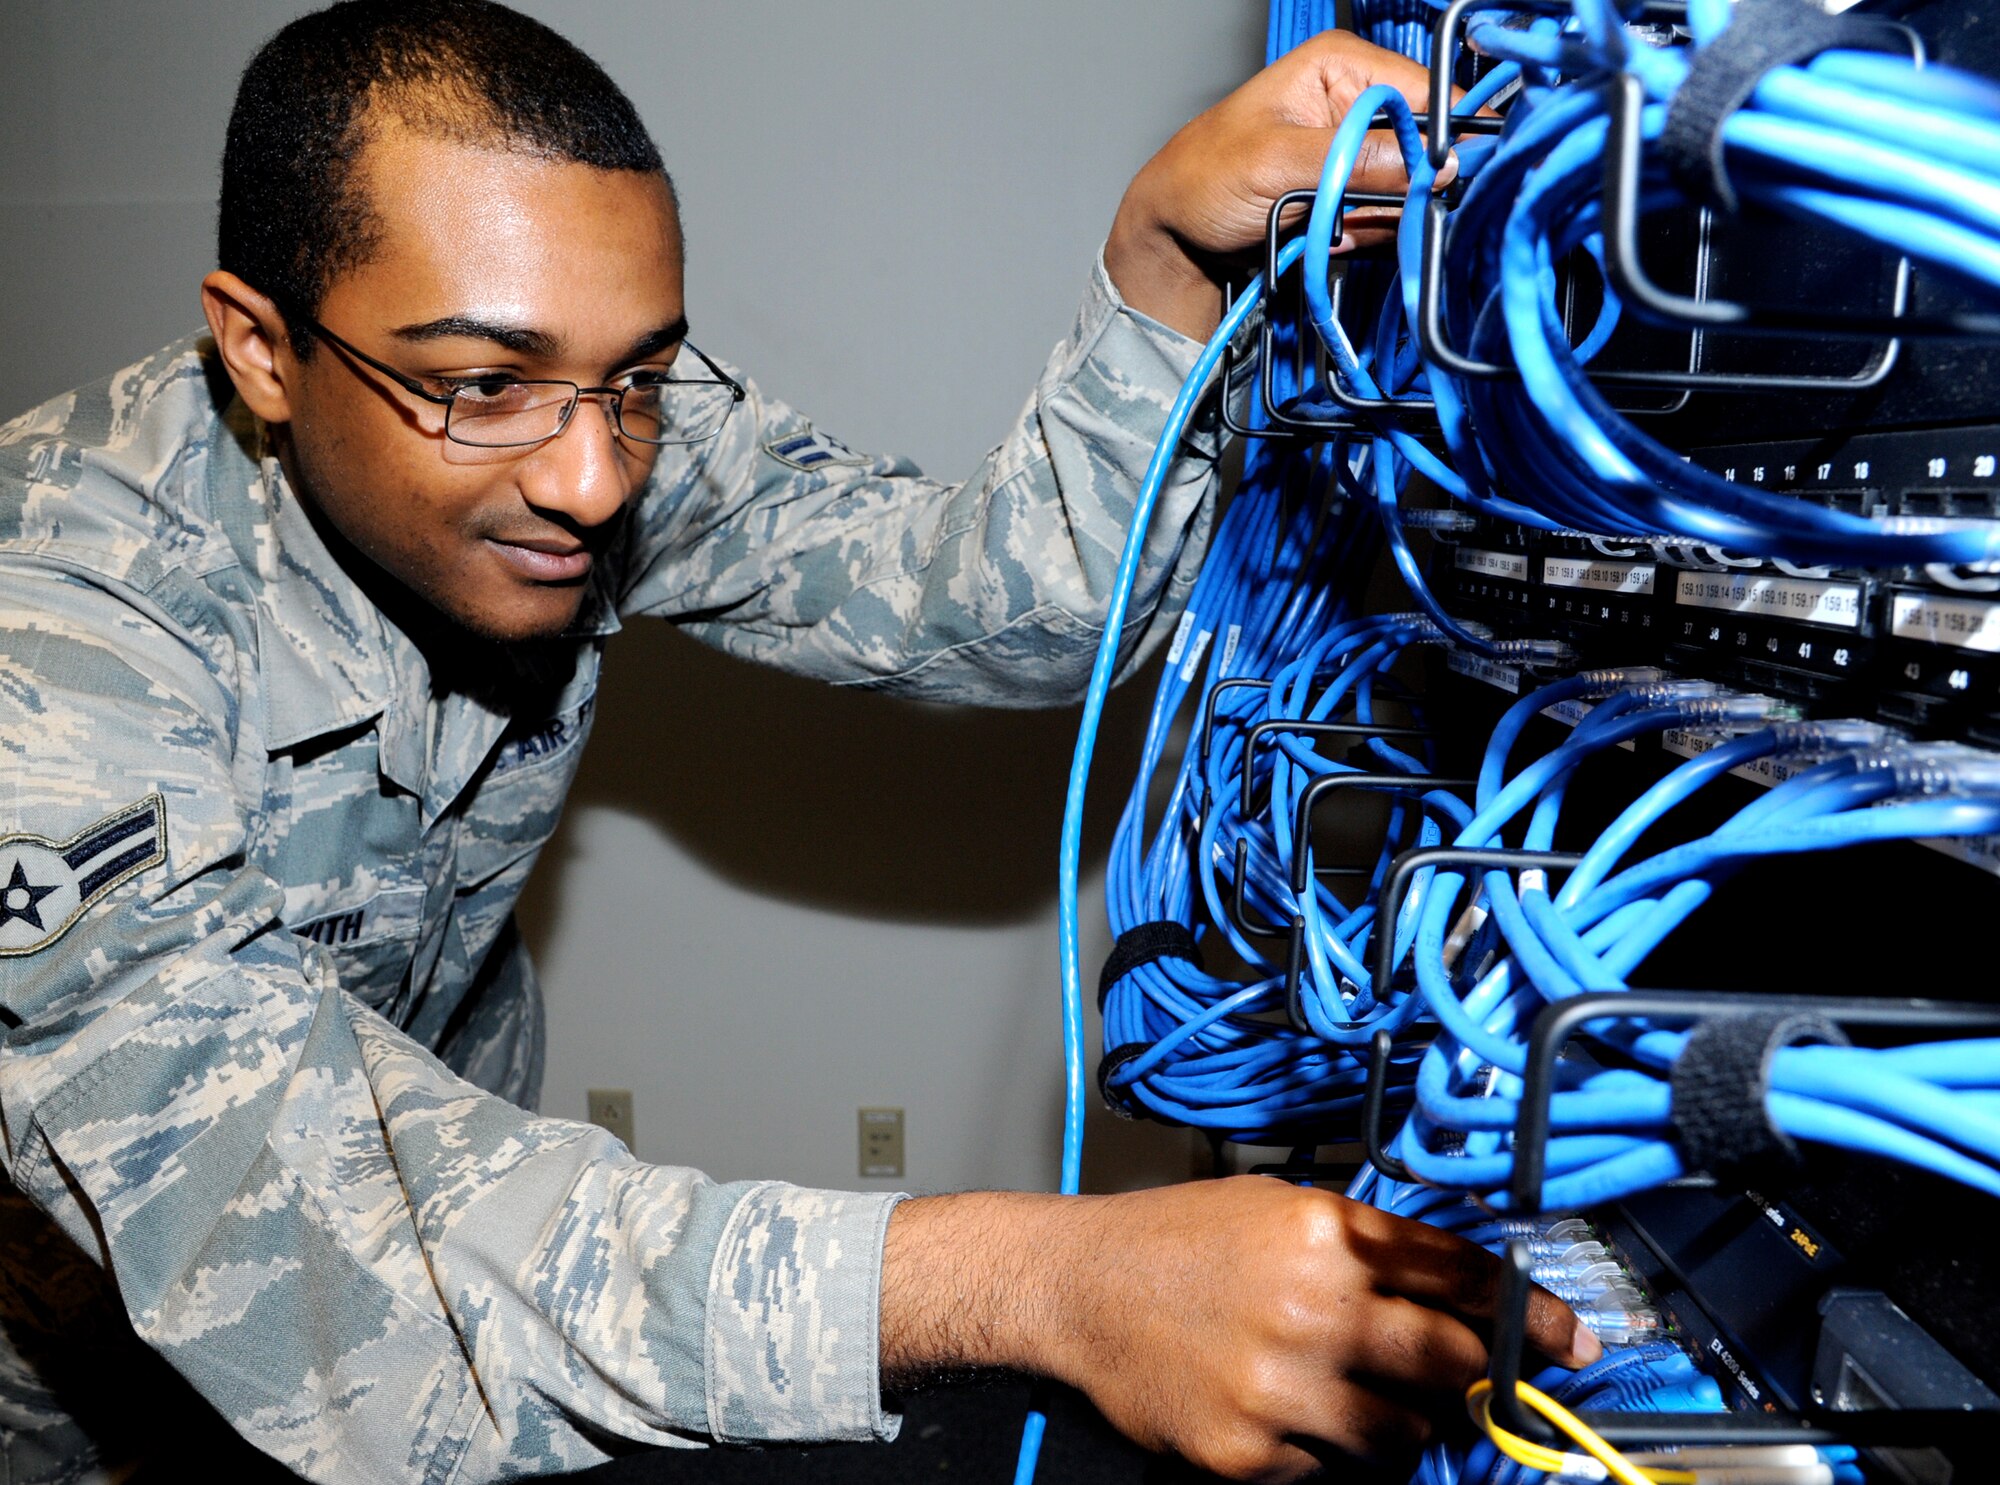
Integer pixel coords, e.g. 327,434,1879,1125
244,421,621,793
246,436,402,736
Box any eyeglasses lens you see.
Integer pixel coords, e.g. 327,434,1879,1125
614,380,736,445
443,379,737,447
446,384,577,448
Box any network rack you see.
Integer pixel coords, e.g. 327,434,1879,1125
1035,1,2000,1483
1430,0,2000,1472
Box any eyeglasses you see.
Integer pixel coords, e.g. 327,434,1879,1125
291,312,746,448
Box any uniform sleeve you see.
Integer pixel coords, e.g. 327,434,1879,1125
618,248,1226,705
0,561,903,1482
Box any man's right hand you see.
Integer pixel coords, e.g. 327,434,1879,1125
879,1176,1600,1483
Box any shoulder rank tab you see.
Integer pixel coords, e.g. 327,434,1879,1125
0,796,166,956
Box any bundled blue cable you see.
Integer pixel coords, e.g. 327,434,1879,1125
1096,5,1566,1145
1018,5,1442,1478
1388,692,2000,1211
1027,4,2000,1481
1354,0,1438,67
1423,0,2000,566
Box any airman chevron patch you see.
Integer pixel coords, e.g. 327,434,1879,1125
0,795,166,956
764,426,864,472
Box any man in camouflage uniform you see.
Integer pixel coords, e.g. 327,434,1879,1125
0,4,1594,1482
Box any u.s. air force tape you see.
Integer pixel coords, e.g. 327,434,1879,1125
0,796,166,957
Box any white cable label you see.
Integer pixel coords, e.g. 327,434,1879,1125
1674,571,1862,629
1541,555,1656,595
1660,727,1719,761
1448,650,1522,693
1440,901,1488,971
1165,610,1197,666
1890,592,2000,653
1179,629,1213,684
1540,698,1635,749
1661,727,1808,787
1453,547,1529,582
1219,624,1242,676
1921,833,2000,876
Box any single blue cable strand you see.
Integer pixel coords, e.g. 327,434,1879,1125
1018,244,1294,1485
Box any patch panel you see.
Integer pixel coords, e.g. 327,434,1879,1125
1056,2,2000,1481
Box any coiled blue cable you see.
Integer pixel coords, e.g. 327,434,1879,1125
1034,7,2000,1478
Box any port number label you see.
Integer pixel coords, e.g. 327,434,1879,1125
1675,572,1862,629
1540,556,1655,595
1890,593,2000,654
1453,548,1528,581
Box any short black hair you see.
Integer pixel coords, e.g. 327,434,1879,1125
219,0,670,352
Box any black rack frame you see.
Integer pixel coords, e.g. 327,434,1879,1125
1243,0,1984,439
1182,0,2000,1455
1277,773,1477,1029
1206,706,1436,942
1483,989,2000,1448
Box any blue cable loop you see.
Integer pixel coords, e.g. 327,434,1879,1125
1027,7,2000,1479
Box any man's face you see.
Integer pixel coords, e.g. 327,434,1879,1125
277,119,686,643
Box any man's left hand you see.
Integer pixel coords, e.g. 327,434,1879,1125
1105,30,1445,340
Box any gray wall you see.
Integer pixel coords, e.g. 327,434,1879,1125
0,3,1264,1195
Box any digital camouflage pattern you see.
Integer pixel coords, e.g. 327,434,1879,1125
0,254,1222,1482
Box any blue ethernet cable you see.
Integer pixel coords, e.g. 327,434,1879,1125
1096,462,1392,1056
1292,66,1604,651
1105,613,1451,1129
1040,7,2000,1480
1393,745,2000,1209
1432,2,2000,566
1012,209,1309,1480
1401,717,1933,1076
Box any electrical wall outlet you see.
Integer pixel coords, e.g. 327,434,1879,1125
858,1107,904,1179
587,1088,635,1149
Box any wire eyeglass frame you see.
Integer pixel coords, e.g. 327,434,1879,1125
288,310,747,448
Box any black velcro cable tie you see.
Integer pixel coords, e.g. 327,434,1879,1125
1097,1043,1156,1121
1097,920,1202,1011
1669,1010,1849,1186
1658,0,1883,213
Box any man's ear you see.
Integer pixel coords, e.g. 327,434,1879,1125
200,271,298,426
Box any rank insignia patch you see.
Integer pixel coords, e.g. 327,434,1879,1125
764,427,865,471
0,796,166,956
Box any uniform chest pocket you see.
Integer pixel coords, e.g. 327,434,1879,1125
454,688,598,891
285,884,426,1010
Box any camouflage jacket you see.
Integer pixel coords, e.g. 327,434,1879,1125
0,255,1221,1481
